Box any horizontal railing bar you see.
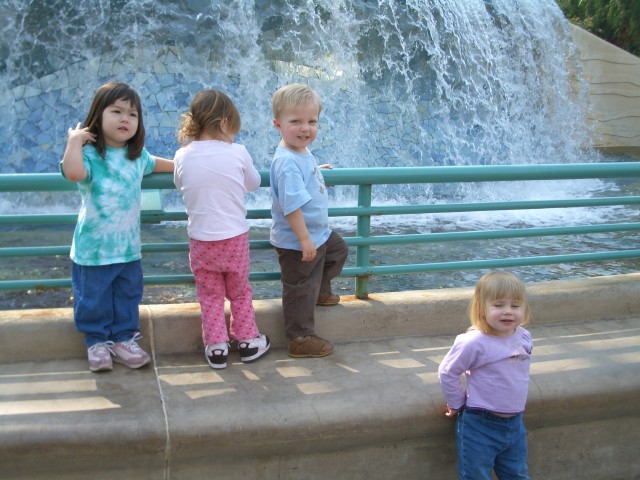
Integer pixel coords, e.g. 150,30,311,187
2,223,639,258
346,223,640,245
0,212,191,225
340,249,640,276
329,196,640,216
2,163,639,193
2,249,638,291
0,246,70,257
0,240,271,258
321,163,640,185
0,214,79,225
2,196,639,226
0,279,73,290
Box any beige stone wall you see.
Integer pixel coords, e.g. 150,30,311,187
569,24,640,149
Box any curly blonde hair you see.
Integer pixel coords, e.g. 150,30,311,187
178,89,241,144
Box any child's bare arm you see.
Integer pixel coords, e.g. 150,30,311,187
286,208,316,261
152,156,174,172
61,123,94,182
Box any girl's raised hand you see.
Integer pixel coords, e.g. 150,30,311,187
68,122,96,145
62,122,92,182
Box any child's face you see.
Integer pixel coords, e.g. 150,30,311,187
484,297,525,336
101,98,139,148
273,101,319,153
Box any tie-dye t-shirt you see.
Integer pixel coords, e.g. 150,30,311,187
65,145,156,266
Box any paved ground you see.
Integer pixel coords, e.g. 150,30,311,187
1,274,640,479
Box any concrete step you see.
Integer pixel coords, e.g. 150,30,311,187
1,274,640,479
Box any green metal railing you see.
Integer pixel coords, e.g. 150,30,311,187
1,162,639,299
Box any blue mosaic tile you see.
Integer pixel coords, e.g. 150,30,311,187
0,1,599,176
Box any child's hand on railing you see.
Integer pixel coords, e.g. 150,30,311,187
319,164,334,187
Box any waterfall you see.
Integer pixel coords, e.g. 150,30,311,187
1,0,636,308
0,0,601,210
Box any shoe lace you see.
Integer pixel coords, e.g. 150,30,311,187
89,341,115,354
120,332,144,352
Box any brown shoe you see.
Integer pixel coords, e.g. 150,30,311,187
288,335,334,358
316,293,340,306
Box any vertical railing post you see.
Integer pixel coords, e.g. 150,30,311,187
355,184,372,299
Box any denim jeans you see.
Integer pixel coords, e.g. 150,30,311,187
456,408,531,480
72,260,143,347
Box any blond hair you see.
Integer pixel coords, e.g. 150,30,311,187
271,83,322,120
467,271,531,333
178,89,241,144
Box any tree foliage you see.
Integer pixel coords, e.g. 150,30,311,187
556,0,640,57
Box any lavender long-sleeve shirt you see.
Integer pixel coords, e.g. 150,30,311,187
438,327,533,414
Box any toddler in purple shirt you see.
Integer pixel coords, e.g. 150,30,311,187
438,271,533,479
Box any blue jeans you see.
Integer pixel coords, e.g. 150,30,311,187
72,261,143,347
456,408,531,480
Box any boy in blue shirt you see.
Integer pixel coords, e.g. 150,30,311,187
269,84,349,358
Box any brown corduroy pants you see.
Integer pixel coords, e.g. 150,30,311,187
275,231,348,339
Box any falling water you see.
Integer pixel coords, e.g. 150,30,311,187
1,1,636,308
1,1,595,170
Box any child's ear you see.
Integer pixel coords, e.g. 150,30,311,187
273,118,281,131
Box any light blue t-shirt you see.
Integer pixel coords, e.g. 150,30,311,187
269,146,331,250
63,145,156,266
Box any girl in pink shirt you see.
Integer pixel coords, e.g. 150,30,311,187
174,90,270,369
438,271,533,479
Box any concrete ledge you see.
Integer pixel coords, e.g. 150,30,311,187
1,316,639,479
1,273,639,363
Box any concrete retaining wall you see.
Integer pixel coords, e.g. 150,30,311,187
1,274,639,479
569,24,640,149
2,273,639,363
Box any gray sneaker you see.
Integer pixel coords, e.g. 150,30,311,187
87,342,114,372
112,333,150,369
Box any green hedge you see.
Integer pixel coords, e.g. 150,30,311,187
557,0,640,57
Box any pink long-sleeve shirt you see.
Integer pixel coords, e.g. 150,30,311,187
438,326,532,414
174,140,261,241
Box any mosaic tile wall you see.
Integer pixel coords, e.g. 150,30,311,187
1,51,442,174
0,0,591,180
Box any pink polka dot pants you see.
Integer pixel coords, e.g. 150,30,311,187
189,232,259,346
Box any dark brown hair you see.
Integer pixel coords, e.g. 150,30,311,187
82,82,145,160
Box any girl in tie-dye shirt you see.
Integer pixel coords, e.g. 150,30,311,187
61,82,173,373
